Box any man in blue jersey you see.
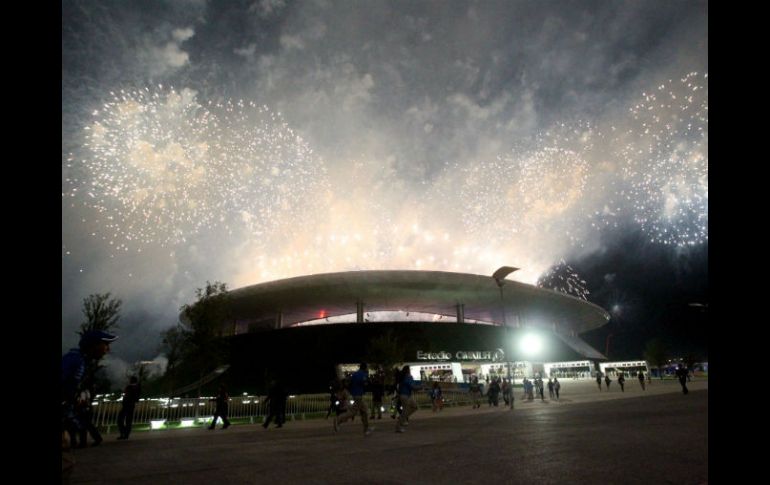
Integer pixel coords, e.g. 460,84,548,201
334,363,374,436
395,365,421,433
62,330,117,431
62,330,118,479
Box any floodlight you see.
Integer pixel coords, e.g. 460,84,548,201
520,333,543,356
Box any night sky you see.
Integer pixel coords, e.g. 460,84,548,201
577,224,708,360
62,0,708,381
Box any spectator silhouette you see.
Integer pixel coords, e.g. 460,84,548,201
325,379,340,419
488,378,500,406
469,376,482,409
430,382,443,412
502,378,512,405
369,370,385,420
209,383,231,430
61,330,117,481
395,365,420,433
675,364,689,394
263,380,287,428
117,376,141,439
335,363,373,435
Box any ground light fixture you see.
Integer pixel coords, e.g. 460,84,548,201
150,419,167,430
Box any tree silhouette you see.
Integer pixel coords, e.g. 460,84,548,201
78,293,122,335
366,329,405,377
178,281,232,397
643,338,669,380
77,293,123,393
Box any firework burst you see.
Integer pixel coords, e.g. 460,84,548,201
616,72,708,246
536,259,590,300
63,87,329,250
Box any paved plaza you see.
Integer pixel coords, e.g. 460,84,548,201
67,378,707,484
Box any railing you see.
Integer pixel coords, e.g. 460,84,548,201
91,389,475,432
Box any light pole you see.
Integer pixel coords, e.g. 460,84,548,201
492,266,519,409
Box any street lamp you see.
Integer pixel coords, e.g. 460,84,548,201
492,266,519,409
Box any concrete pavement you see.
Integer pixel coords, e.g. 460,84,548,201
67,378,708,484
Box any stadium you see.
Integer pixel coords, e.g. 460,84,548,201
196,269,612,393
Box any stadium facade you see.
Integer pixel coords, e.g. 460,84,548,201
190,270,611,393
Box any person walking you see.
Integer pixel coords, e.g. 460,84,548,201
209,383,231,430
547,378,555,400
326,379,339,420
525,378,534,401
675,364,689,394
395,365,420,433
335,363,374,436
604,374,611,390
502,379,512,406
117,376,141,439
535,376,545,401
61,330,118,481
469,376,482,409
596,372,603,391
389,367,402,420
617,372,625,392
638,371,646,390
430,382,443,412
263,380,287,429
553,378,561,400
488,378,500,407
369,370,385,420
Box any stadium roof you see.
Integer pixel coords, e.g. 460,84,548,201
218,270,610,334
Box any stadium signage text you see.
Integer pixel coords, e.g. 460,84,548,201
417,349,505,362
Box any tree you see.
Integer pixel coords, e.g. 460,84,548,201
366,329,405,378
78,293,122,336
77,293,122,394
159,324,190,395
643,338,669,380
178,281,232,397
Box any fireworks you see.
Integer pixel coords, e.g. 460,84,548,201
536,260,590,300
63,73,707,286
616,72,708,246
455,123,595,252
63,87,329,250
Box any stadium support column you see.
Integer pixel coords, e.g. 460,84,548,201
456,303,465,323
356,299,364,323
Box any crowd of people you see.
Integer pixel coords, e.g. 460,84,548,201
63,331,695,482
328,363,423,436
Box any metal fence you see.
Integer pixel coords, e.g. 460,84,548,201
91,389,475,432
